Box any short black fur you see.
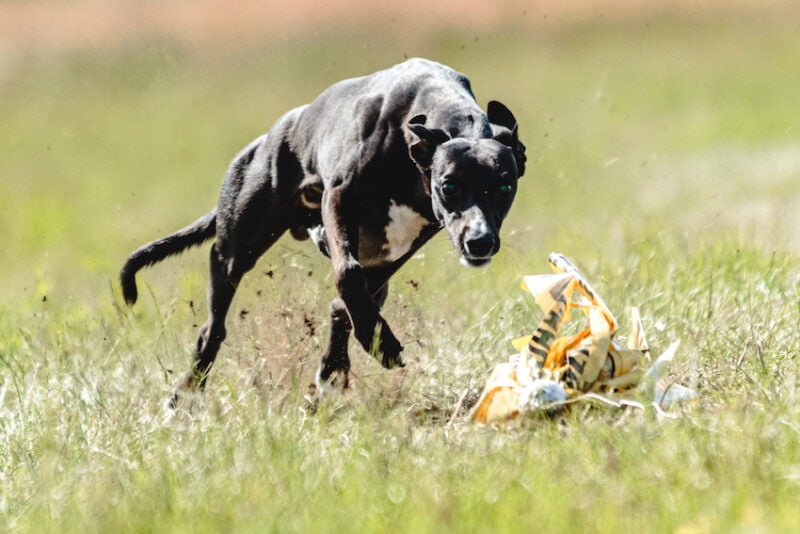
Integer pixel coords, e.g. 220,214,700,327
120,58,526,407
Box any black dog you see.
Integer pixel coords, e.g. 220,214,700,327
120,58,526,407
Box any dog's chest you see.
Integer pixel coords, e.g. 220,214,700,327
358,201,430,267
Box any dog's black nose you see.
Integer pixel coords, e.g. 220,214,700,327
465,235,495,258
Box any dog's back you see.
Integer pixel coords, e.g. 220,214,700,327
288,59,494,180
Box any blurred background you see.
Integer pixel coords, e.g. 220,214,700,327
1,0,799,306
4,5,800,530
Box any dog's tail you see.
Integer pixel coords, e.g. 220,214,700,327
120,208,217,305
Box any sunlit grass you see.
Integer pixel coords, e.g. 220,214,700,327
2,8,800,532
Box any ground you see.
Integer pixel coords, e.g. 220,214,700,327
1,2,800,532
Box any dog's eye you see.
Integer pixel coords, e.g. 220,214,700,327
498,183,513,195
441,182,458,196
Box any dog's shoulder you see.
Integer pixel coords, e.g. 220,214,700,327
285,59,493,183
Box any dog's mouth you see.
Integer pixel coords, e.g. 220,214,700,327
460,256,492,268
459,244,496,268
454,233,498,268
459,253,493,268
441,214,499,268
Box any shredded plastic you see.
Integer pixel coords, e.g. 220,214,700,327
470,252,697,423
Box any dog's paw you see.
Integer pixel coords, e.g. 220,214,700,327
306,367,350,414
359,320,404,369
382,350,405,369
379,334,404,369
313,365,349,397
316,366,350,391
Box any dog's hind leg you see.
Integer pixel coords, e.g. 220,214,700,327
169,203,293,407
169,149,297,408
169,243,242,408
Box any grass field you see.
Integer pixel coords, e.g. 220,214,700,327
2,4,800,532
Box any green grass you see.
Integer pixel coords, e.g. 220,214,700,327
2,8,800,532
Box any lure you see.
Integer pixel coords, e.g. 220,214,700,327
470,253,696,423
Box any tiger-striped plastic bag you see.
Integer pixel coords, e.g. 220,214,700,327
470,252,697,423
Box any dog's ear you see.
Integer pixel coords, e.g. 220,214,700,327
487,101,526,177
407,115,451,171
487,101,518,135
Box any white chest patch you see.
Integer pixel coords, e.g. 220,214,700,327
385,201,429,259
359,201,429,267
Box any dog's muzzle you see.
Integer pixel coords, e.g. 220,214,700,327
460,238,497,267
458,220,498,268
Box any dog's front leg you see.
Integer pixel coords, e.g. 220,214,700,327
321,185,404,369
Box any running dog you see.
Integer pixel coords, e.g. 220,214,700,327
120,58,526,407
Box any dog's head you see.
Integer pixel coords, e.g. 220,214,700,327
407,101,524,267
